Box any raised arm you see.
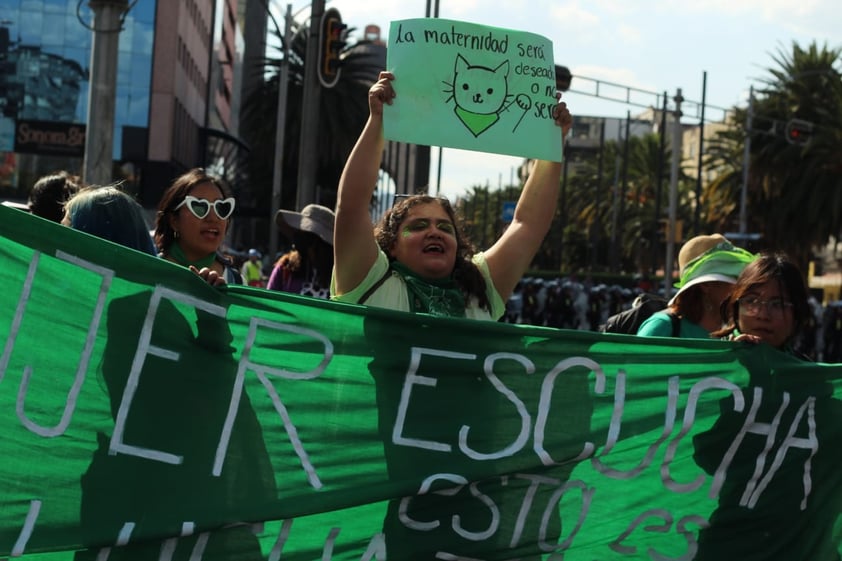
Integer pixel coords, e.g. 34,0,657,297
333,72,396,296
484,98,572,302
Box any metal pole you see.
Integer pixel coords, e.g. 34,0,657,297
427,0,442,196
295,0,325,209
269,4,293,261
651,92,668,276
609,120,622,271
694,71,707,236
664,88,683,296
619,110,631,267
560,152,568,271
739,86,753,237
593,119,606,271
83,0,127,186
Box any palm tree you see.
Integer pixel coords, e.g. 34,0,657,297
704,41,842,269
240,21,385,215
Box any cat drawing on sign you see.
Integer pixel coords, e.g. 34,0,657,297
444,54,532,137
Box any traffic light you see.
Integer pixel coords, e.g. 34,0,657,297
319,8,347,88
785,118,813,145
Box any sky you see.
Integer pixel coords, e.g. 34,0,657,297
273,0,842,200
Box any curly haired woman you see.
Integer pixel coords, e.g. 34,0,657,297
331,71,572,320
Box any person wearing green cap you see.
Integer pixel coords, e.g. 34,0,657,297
637,234,756,338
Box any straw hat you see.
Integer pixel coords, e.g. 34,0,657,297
669,234,755,305
275,204,335,246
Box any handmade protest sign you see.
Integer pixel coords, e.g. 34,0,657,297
0,204,840,560
384,18,563,162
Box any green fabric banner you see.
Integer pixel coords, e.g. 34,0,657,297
1,204,841,560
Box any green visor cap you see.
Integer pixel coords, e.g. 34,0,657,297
675,242,757,288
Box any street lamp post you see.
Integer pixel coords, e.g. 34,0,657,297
268,4,293,261
295,0,325,209
664,88,683,296
83,0,128,187
739,85,753,238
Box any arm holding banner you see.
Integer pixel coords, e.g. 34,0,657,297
333,72,396,296
484,99,571,302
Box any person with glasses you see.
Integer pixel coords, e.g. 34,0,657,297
331,71,573,319
691,251,842,560
637,234,756,338
713,251,811,354
153,168,242,286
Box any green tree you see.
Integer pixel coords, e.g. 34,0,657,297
240,22,384,214
704,41,842,269
561,133,688,274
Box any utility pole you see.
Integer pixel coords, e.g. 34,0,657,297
83,0,128,186
295,0,325,210
739,85,753,238
664,88,683,296
269,4,293,261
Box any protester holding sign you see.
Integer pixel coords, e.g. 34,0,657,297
713,251,811,354
331,71,571,319
153,168,242,287
637,234,756,338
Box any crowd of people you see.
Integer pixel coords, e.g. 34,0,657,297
13,68,834,365
8,69,841,559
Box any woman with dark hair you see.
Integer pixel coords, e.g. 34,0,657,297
331,71,572,320
153,168,242,285
29,170,82,222
713,251,811,354
268,203,335,299
692,252,842,560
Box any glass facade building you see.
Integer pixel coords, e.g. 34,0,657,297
0,0,156,199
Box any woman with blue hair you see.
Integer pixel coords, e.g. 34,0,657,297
61,185,156,256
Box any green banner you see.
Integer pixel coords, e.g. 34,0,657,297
1,204,841,560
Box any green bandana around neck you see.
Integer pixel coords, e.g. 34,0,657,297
167,242,217,270
390,261,466,318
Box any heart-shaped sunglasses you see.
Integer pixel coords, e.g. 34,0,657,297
175,196,236,220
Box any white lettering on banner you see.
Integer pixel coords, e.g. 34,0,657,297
394,347,477,452
16,250,114,438
509,473,559,551
662,376,744,493
459,352,534,461
609,508,708,560
0,251,39,383
10,499,41,556
706,388,818,510
110,286,227,465
539,479,594,552
215,316,333,489
592,375,680,479
399,472,594,553
267,518,293,561
117,522,135,546
536,356,604,466
751,395,817,510
399,473,499,538
360,532,387,561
